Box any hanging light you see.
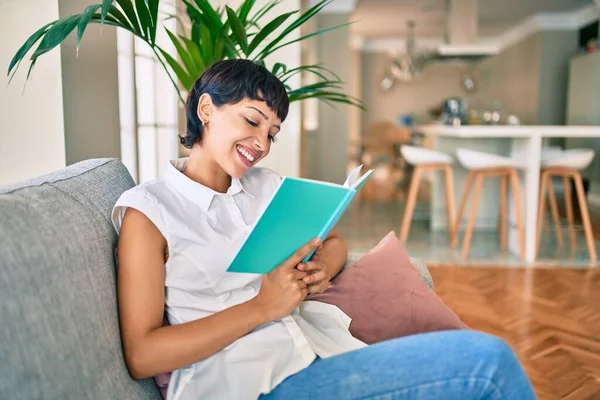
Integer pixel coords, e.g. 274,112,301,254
381,20,433,89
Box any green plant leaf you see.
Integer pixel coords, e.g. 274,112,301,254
116,0,142,35
247,11,296,56
257,0,332,58
158,47,194,89
21,58,38,93
107,5,133,28
291,81,344,93
31,14,80,59
226,6,247,54
148,0,159,27
182,0,202,24
179,35,205,74
237,0,255,24
267,21,353,57
199,22,213,63
7,21,53,78
249,0,280,26
100,0,113,23
272,62,286,77
134,0,153,41
164,28,196,77
77,4,101,50
148,0,159,43
280,64,336,83
90,11,134,34
189,0,224,32
183,0,240,58
288,90,366,110
214,38,225,60
281,0,332,37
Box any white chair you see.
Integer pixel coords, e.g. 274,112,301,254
541,145,563,164
399,146,456,244
454,148,526,260
537,149,596,262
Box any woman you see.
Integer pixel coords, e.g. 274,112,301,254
111,59,535,400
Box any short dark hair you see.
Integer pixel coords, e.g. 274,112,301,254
181,59,289,148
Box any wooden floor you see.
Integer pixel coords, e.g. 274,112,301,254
430,266,600,400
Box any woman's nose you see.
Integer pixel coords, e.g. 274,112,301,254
253,135,266,150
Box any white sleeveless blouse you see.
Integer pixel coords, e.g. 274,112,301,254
111,158,366,400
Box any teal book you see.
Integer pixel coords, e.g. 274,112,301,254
227,165,374,274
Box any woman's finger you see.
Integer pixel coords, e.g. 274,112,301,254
297,261,323,272
292,269,308,280
307,281,329,294
302,270,326,285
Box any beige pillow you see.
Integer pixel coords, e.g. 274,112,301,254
310,232,467,344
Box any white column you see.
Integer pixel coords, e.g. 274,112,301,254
509,134,541,264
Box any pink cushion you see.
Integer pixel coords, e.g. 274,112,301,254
310,232,467,344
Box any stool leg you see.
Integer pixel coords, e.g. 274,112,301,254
443,165,457,246
573,172,597,263
547,175,564,248
536,171,549,258
461,173,484,259
541,173,550,234
399,166,423,243
500,175,508,250
510,169,526,262
453,170,476,247
563,175,577,249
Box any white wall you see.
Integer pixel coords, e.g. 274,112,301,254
0,0,66,186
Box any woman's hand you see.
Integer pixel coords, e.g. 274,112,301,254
297,259,331,295
251,238,322,322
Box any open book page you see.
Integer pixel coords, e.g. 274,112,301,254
343,164,364,188
351,169,374,191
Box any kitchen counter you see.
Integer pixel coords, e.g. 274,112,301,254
418,124,600,138
415,124,600,264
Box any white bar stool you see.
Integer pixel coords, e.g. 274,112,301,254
536,148,596,262
399,146,456,244
454,148,526,260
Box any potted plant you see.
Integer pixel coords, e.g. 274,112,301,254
7,0,364,110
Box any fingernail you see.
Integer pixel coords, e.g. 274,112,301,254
315,238,322,246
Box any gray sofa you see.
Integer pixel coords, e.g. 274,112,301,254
0,158,432,399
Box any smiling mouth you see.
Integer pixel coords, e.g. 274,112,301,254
236,145,256,164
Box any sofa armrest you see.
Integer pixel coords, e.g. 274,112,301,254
345,252,434,291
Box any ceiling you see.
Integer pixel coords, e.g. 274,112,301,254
351,0,595,38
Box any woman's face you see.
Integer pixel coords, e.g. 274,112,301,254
200,96,282,178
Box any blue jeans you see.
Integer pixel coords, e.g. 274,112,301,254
261,330,536,400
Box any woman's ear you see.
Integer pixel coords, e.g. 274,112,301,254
197,93,213,123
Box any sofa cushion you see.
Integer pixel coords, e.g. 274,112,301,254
0,159,161,400
311,232,465,344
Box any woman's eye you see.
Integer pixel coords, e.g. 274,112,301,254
245,118,258,127
268,134,276,143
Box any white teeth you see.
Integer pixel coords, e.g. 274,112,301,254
237,146,255,163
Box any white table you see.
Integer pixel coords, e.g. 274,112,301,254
417,124,600,264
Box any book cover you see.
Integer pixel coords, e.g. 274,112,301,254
227,166,373,274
